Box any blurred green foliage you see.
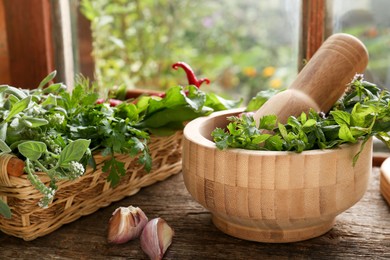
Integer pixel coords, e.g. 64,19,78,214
80,0,298,102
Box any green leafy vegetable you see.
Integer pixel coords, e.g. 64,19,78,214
213,75,390,162
137,85,241,135
0,71,241,217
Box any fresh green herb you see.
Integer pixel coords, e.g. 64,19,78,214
212,75,390,164
0,71,241,218
136,85,242,135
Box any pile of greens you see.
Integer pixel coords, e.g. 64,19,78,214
0,71,241,218
212,75,390,161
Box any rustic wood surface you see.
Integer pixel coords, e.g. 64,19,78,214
0,167,389,259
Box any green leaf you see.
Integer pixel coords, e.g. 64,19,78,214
103,157,126,187
252,134,271,144
303,119,316,128
0,199,11,219
264,135,284,151
184,86,207,112
5,96,31,122
141,107,212,129
18,141,47,161
350,103,376,127
115,103,139,122
259,115,277,130
4,86,27,99
135,96,151,113
287,116,301,129
246,89,280,111
338,124,356,142
139,150,152,172
38,70,57,89
205,92,242,111
0,122,7,141
22,117,49,128
42,83,66,94
41,93,58,107
330,110,351,125
0,139,11,153
212,128,230,149
58,139,91,167
278,123,288,140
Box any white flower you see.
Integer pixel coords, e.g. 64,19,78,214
69,161,85,177
54,147,62,154
49,113,65,125
353,73,364,82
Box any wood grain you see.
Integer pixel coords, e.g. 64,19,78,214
0,169,388,259
0,1,10,83
2,0,54,89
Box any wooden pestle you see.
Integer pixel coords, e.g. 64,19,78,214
253,33,369,126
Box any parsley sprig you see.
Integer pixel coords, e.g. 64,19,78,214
212,75,390,164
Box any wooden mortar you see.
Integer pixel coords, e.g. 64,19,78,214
182,109,373,243
253,33,369,125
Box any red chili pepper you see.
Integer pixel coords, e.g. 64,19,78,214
172,62,210,88
96,98,123,107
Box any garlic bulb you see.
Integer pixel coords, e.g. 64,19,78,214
107,206,148,244
140,217,174,260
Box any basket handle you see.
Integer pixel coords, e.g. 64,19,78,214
0,154,17,186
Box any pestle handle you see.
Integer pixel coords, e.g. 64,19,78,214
253,33,369,125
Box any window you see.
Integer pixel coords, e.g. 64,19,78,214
329,0,390,89
1,0,390,94
80,0,300,102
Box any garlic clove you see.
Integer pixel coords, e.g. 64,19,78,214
140,217,174,260
107,205,148,244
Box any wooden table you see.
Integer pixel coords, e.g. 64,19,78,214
0,167,389,259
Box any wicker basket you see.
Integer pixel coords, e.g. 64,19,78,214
0,131,183,241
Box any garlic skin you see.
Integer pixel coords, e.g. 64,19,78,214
140,217,174,260
107,206,148,244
